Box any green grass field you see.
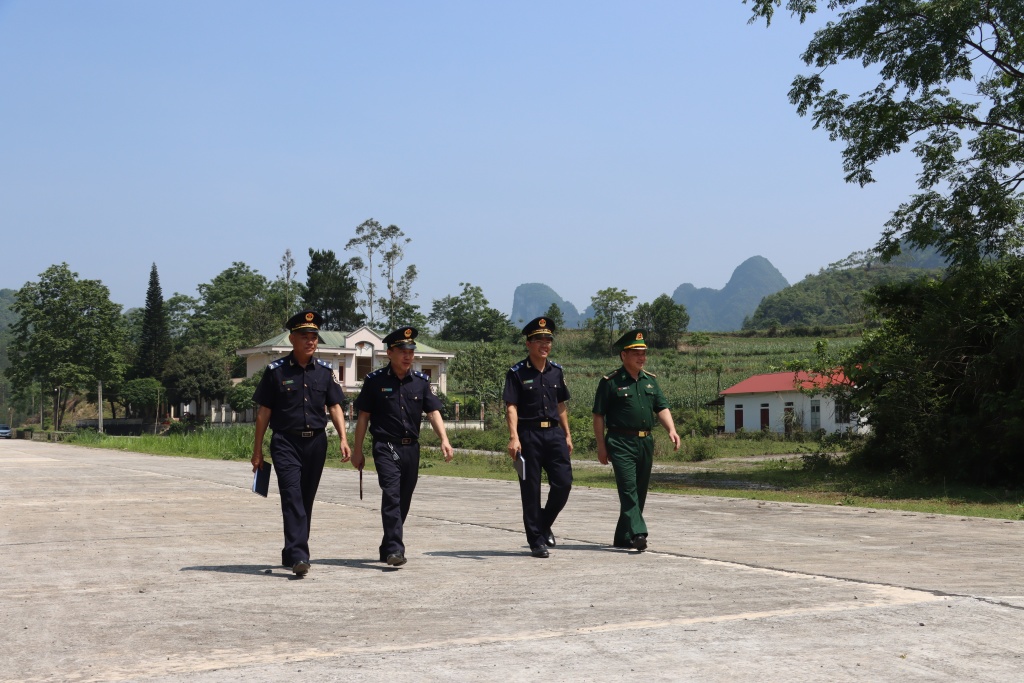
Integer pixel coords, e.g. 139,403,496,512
60,329,1024,521
68,425,1024,520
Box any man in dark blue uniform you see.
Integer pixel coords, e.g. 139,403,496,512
351,326,453,567
251,310,351,577
502,316,573,558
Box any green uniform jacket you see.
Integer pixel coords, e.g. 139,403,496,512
592,366,670,427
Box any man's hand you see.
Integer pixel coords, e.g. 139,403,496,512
565,434,574,455
340,440,351,462
441,441,454,463
596,443,609,466
251,449,264,473
669,431,681,451
507,437,521,460
351,450,365,470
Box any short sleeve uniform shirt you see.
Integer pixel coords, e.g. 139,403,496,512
354,365,442,441
502,359,570,423
592,367,669,431
252,353,346,432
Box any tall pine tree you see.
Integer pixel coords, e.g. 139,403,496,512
134,263,171,380
302,249,362,330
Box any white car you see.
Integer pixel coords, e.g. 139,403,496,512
0,424,11,439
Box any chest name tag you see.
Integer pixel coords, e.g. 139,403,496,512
382,388,393,393
282,380,295,386
523,379,534,385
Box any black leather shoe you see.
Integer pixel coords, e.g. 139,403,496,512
386,553,407,567
531,546,550,558
545,530,556,547
292,559,310,576
631,534,648,552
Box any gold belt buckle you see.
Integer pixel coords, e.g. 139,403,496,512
539,421,551,428
637,431,648,438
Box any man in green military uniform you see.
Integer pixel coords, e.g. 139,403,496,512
592,329,680,552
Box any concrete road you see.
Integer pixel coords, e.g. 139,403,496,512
1,440,1022,682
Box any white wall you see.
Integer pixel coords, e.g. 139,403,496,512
723,391,860,434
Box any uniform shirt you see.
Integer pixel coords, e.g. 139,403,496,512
354,364,442,441
253,353,346,432
502,358,570,423
592,367,669,431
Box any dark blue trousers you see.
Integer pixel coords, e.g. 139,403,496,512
518,427,573,549
372,440,420,560
271,431,327,566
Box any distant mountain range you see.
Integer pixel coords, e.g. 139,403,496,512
509,256,791,332
672,256,790,331
509,283,584,329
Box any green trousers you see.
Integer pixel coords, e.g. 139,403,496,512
607,433,654,546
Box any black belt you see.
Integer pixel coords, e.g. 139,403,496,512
375,437,418,445
607,428,651,438
280,429,325,438
519,421,557,429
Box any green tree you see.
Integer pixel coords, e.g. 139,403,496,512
587,287,635,352
746,1,1024,267
301,248,362,330
116,377,164,420
542,302,565,331
274,248,302,316
5,264,126,430
165,293,197,346
162,345,231,410
429,283,514,342
345,219,419,329
749,1,1024,482
634,294,689,349
448,343,519,417
226,370,263,413
132,263,171,380
191,263,278,374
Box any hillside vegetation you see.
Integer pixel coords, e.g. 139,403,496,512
744,265,944,330
744,246,948,331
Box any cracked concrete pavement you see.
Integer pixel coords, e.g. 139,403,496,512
1,439,1022,682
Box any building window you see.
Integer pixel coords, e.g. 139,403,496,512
356,356,372,381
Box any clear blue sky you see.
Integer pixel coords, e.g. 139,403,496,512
0,1,918,316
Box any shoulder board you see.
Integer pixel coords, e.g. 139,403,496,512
316,359,333,369
645,371,658,378
509,360,526,373
602,367,622,381
267,358,286,370
549,360,562,369
413,370,429,381
365,367,386,379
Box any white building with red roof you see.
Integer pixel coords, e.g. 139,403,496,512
719,370,863,435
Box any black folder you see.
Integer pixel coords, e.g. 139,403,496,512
514,450,526,481
252,461,272,497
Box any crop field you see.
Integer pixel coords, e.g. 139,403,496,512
425,330,864,419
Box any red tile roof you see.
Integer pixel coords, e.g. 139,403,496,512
720,370,849,396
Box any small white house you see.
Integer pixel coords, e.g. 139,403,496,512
719,370,864,435
236,326,455,396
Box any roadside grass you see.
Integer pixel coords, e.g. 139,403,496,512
68,426,1024,520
